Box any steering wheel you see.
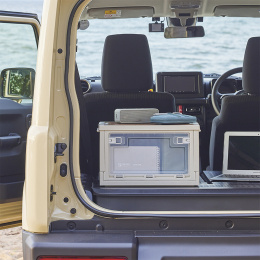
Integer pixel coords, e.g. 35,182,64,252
211,67,243,115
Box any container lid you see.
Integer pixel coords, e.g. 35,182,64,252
98,121,200,131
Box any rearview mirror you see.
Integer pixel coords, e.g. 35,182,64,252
0,68,35,100
164,26,205,38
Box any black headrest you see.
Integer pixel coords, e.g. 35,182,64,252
242,37,260,95
101,34,153,92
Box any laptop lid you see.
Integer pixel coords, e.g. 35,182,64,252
222,131,260,175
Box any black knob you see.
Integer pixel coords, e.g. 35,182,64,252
61,143,67,150
70,208,76,214
60,163,67,177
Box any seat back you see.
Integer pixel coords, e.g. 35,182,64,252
84,34,175,180
209,37,260,170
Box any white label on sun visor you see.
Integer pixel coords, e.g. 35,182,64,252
104,10,121,18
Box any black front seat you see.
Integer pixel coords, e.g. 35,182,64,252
209,37,260,171
84,34,175,180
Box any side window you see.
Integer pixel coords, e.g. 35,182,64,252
0,22,37,103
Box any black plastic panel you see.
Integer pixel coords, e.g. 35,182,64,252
0,99,32,200
137,234,260,260
0,182,24,201
51,217,260,232
23,225,260,260
92,179,260,211
23,230,137,260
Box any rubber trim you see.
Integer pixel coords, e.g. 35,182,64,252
0,11,40,24
64,1,260,219
0,220,22,230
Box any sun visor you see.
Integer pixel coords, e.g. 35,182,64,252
214,6,260,17
86,7,154,19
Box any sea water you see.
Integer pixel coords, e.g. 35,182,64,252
0,0,259,77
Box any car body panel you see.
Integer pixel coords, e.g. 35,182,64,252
23,216,260,259
10,0,259,258
22,0,260,232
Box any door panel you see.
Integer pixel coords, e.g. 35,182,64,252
0,99,31,197
0,12,39,228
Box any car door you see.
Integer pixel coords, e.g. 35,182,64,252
0,11,40,229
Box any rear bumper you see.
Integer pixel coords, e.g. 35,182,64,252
23,228,260,260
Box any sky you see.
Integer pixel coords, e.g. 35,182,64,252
0,0,44,18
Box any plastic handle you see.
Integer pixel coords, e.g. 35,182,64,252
0,133,21,147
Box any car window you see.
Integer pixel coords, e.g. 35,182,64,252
76,17,260,78
0,22,37,103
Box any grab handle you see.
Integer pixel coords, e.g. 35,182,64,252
0,133,21,147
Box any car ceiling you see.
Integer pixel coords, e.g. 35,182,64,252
81,0,260,20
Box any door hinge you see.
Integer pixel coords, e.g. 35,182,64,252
54,143,67,163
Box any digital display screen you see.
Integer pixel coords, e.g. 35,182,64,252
164,76,196,93
228,136,260,170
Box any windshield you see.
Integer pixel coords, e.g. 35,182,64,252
76,17,259,78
